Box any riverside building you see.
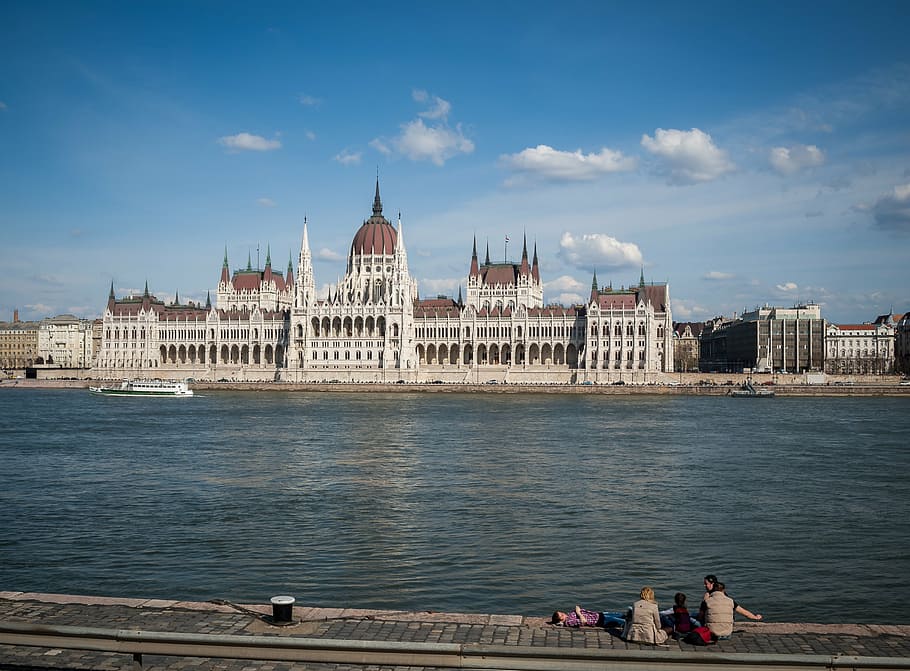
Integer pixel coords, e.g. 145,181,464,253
699,304,826,373
94,182,674,383
825,314,897,376
0,311,39,371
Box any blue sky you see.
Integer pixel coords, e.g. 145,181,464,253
2,1,908,324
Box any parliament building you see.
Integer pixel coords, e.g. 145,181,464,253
94,182,674,383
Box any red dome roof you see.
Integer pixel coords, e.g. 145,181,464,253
350,179,397,256
351,217,397,256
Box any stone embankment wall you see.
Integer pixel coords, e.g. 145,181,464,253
3,377,910,396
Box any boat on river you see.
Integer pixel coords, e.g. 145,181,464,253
89,379,194,397
729,380,774,398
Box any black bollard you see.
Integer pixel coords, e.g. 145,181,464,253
269,595,295,624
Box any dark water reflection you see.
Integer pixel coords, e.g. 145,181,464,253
1,389,908,623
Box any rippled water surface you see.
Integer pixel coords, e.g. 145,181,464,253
1,389,908,623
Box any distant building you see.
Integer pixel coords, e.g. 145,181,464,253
0,311,39,370
825,313,896,375
699,304,825,373
94,181,674,383
673,322,704,372
37,314,95,368
896,312,910,375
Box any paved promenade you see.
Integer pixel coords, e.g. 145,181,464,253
1,593,909,670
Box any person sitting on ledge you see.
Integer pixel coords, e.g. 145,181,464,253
698,581,763,639
622,586,674,645
660,592,699,634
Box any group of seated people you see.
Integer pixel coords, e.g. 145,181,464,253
550,574,763,645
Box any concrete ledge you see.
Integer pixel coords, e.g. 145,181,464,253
2,592,908,635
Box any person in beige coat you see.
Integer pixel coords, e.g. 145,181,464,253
622,586,673,644
699,582,763,639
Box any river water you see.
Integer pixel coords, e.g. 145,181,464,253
1,388,908,623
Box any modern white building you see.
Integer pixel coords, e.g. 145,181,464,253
37,314,94,368
94,182,674,383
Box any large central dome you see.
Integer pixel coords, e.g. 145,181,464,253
350,180,397,257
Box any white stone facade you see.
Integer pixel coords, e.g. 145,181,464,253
38,315,94,368
825,321,895,375
93,182,674,383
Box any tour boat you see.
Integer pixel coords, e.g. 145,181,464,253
89,379,194,397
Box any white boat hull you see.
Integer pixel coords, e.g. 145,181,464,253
89,380,194,397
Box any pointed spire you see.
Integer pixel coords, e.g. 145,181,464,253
469,236,479,277
532,242,540,282
221,247,231,284
457,286,463,306
484,240,490,265
520,232,530,275
639,266,645,287
590,271,599,302
109,281,115,300
206,291,212,309
174,290,180,305
396,210,405,251
143,280,150,298
286,250,294,284
246,251,252,271
372,176,382,216
264,244,273,282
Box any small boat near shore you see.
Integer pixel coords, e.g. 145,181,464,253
729,380,774,398
89,379,194,397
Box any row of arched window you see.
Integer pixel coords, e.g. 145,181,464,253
415,342,580,367
590,321,657,337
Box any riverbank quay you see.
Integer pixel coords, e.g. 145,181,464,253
2,594,909,671
3,377,910,397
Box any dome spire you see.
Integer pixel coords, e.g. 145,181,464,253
372,175,382,216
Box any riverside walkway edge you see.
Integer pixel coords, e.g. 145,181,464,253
1,593,909,670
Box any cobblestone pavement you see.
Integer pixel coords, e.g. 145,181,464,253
2,593,909,670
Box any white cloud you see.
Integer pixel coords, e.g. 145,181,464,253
257,197,277,208
672,298,712,321
703,271,734,281
217,132,281,152
871,182,910,231
501,145,637,182
556,232,643,270
419,277,460,296
545,275,587,293
305,130,316,141
413,89,451,120
372,92,473,166
318,283,334,300
393,118,474,166
769,144,825,175
641,128,734,184
298,94,322,107
25,302,53,315
317,248,343,262
554,292,586,306
334,149,362,166
0,101,7,111
369,138,391,155
776,282,799,292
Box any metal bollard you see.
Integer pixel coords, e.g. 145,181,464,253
269,595,295,625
